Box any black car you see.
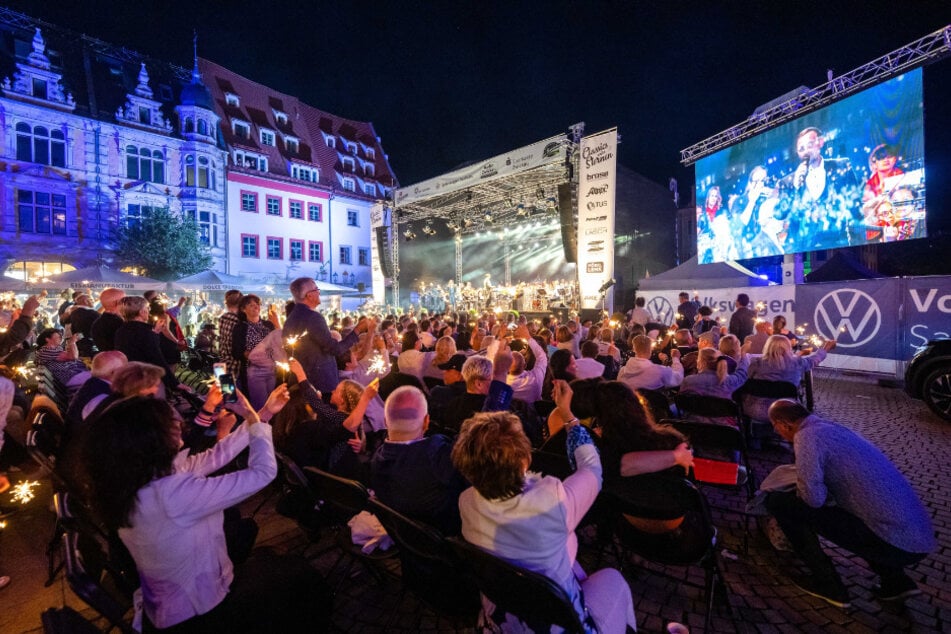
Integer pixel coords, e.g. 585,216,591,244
905,338,951,421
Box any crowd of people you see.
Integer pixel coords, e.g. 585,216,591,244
0,279,935,629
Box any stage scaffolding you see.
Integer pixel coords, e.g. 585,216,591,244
681,25,951,164
388,123,585,305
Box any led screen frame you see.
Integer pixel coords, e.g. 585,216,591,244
695,69,925,263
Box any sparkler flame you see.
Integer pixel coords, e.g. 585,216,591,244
10,480,40,505
366,352,388,376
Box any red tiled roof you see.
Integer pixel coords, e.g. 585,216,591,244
199,58,397,192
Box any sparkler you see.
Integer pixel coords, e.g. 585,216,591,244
10,480,40,505
284,331,307,359
366,352,388,376
276,361,291,383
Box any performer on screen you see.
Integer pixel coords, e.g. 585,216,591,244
863,144,904,202
697,185,736,261
729,165,783,259
776,126,861,252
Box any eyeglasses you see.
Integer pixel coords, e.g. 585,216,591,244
306,288,320,295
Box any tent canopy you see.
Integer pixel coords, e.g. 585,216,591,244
804,251,882,282
34,266,165,291
637,256,773,291
171,270,249,292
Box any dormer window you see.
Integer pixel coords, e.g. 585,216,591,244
342,177,355,192
225,93,239,107
233,120,250,139
274,111,288,126
341,156,355,172
260,129,275,147
345,141,357,154
32,78,47,99
285,136,299,153
234,149,267,172
291,164,318,183
364,162,375,177
326,135,336,149
366,147,376,160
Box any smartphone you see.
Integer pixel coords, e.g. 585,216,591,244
213,363,227,381
218,372,238,403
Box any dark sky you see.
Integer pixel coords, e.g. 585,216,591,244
11,0,951,193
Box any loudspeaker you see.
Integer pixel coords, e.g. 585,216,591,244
558,183,576,263
375,226,393,278
579,308,603,324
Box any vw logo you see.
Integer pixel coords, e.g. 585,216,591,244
647,297,674,325
814,288,881,347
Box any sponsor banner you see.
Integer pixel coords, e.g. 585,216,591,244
370,202,387,304
795,279,899,360
393,134,566,207
903,276,951,355
577,129,617,312
638,286,796,330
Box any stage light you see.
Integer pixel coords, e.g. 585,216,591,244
484,210,493,223
403,229,417,240
422,223,437,236
463,218,474,228
446,220,460,231
516,204,527,217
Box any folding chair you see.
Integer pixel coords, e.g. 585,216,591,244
367,498,479,624
62,528,137,634
736,379,799,444
274,452,329,550
605,479,732,633
448,537,588,634
635,387,674,423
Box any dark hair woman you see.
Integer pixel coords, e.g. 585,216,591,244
81,392,329,632
541,348,576,402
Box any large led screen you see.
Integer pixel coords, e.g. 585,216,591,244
695,69,925,263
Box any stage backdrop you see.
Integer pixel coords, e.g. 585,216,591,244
637,276,951,376
577,128,618,313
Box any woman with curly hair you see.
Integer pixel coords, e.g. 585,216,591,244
80,390,330,632
451,381,636,633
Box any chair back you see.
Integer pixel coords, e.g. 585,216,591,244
674,393,740,419
635,388,673,423
606,478,717,566
62,529,136,634
664,419,755,495
367,497,447,562
275,452,324,537
739,379,798,399
447,537,587,634
378,371,425,401
304,466,370,521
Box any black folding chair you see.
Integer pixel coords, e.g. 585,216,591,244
367,498,480,624
274,452,329,550
448,537,588,634
736,379,799,443
529,449,572,480
635,387,674,423
674,392,748,442
62,528,137,634
605,479,732,633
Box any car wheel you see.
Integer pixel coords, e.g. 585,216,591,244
922,366,951,422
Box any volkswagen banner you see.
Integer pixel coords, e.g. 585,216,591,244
903,276,951,355
795,280,899,360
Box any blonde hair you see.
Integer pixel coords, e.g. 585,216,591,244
432,336,457,366
762,334,795,369
335,379,365,414
110,362,164,396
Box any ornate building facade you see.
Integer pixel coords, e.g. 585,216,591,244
0,7,396,289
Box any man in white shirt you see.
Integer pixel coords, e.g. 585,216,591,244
575,340,606,379
397,331,434,381
617,334,683,392
628,297,652,327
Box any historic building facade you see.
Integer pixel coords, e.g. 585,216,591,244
0,7,396,290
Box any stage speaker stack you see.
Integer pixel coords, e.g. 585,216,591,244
375,226,393,278
558,183,576,263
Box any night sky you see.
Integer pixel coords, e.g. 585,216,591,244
9,0,951,235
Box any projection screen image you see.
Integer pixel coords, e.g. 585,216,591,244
695,68,925,263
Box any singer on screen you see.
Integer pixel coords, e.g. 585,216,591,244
775,126,861,252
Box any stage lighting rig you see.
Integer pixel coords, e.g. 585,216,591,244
422,223,437,236
484,210,493,223
515,204,528,217
403,229,417,241
446,219,460,232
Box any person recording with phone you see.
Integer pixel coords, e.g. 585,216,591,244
776,126,861,252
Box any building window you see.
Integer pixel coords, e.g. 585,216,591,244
138,106,150,125
126,146,165,183
241,234,259,258
241,191,258,212
308,241,323,262
233,120,250,139
225,93,240,107
32,78,47,99
364,183,375,196
345,141,357,154
339,246,352,265
289,200,303,219
342,178,355,192
364,163,375,177
341,156,355,172
325,136,336,149
358,247,370,266
291,164,317,182
16,123,66,167
184,117,194,133
197,119,208,136
126,203,158,230
266,196,281,216
286,137,299,153
18,191,67,234
267,237,282,260
308,203,322,222
366,147,375,160
274,111,288,125
186,209,216,246
234,150,266,171
260,129,275,146
197,156,211,189
289,239,303,261
347,210,359,227
185,155,195,186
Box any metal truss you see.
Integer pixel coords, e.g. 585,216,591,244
680,25,951,165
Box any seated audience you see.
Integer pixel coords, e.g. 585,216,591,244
452,386,637,633
371,386,468,535
575,340,606,379
90,288,125,352
113,296,184,394
80,390,330,632
34,328,88,386
424,335,457,381
506,330,548,404
397,331,434,382
743,320,772,355
679,347,749,400
541,349,576,401
743,335,835,421
64,350,127,441
618,334,684,392
428,353,468,413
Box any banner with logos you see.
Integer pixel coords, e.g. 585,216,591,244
577,128,618,312
902,276,951,357
637,286,796,330
369,202,388,304
393,134,567,207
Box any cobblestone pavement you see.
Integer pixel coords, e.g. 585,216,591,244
4,368,951,633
